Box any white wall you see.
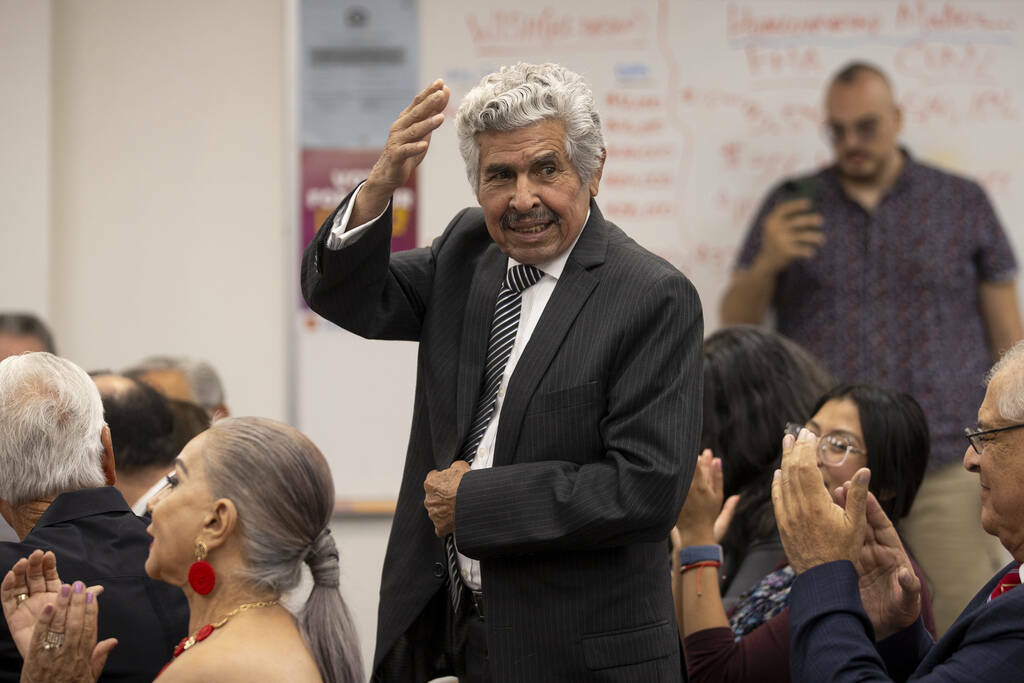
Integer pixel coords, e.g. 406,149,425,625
49,0,289,421
0,0,51,316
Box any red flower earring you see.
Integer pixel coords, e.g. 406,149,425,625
188,540,216,595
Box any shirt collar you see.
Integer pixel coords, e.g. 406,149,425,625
33,487,132,528
506,208,590,281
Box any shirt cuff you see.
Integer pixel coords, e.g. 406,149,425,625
325,181,390,251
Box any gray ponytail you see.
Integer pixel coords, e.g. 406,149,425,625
203,417,363,683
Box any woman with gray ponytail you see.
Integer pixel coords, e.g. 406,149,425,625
11,417,362,682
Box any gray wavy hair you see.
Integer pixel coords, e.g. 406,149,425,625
456,62,605,191
0,353,106,506
986,340,1024,422
203,417,362,683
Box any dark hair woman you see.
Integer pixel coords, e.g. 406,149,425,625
699,326,834,600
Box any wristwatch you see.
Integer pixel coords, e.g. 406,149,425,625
678,544,723,567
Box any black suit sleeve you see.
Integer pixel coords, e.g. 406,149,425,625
454,271,703,556
301,190,464,342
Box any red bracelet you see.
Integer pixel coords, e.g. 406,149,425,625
680,560,721,596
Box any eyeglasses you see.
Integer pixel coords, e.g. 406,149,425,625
963,424,1024,454
824,117,879,145
784,422,866,466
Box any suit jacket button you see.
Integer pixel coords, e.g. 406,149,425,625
433,562,445,578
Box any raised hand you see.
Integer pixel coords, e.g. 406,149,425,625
19,581,117,683
351,79,450,226
771,429,869,574
676,449,725,546
834,483,921,640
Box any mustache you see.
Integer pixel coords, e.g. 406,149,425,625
500,206,559,230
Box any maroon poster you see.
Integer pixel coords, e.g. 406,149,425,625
301,148,418,255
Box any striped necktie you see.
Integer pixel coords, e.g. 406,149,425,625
445,264,544,615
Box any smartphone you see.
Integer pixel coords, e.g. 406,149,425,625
779,176,819,220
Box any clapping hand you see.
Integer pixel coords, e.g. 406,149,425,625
1,551,103,658
675,449,740,547
771,429,868,574
19,580,116,683
834,482,921,640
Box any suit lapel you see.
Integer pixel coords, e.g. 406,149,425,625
451,242,507,468
921,562,1015,667
492,203,608,467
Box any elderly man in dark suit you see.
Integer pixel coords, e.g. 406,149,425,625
0,352,188,682
772,340,1024,681
302,63,702,682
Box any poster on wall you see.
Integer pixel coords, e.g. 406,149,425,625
299,148,418,319
297,0,421,503
301,0,418,148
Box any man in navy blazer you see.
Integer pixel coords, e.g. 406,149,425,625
302,64,702,682
772,342,1024,681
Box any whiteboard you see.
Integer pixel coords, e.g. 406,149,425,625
300,0,1024,502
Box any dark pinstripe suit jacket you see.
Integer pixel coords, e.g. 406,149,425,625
302,192,703,682
789,560,1024,681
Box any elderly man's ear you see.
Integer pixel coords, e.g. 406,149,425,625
100,425,117,487
588,150,607,197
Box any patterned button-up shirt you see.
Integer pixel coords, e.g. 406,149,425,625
737,150,1017,467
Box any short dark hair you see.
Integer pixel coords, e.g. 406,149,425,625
166,399,211,452
0,313,56,354
701,326,834,562
830,61,893,90
99,377,177,474
812,384,929,521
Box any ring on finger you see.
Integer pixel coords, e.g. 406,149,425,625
14,593,28,605
43,631,64,650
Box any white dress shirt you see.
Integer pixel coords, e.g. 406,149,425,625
327,183,587,589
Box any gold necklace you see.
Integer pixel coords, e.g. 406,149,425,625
173,599,280,657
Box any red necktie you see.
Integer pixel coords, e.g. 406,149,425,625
989,566,1022,600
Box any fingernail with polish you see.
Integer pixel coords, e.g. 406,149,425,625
60,585,70,597
73,581,83,594
86,592,94,604
782,434,795,449
798,428,813,442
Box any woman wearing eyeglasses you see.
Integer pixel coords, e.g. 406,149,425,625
673,383,936,683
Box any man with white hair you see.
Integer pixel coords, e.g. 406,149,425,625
303,63,702,681
0,313,58,544
771,340,1024,680
0,352,188,682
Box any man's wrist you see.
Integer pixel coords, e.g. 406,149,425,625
789,551,852,575
350,181,394,227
